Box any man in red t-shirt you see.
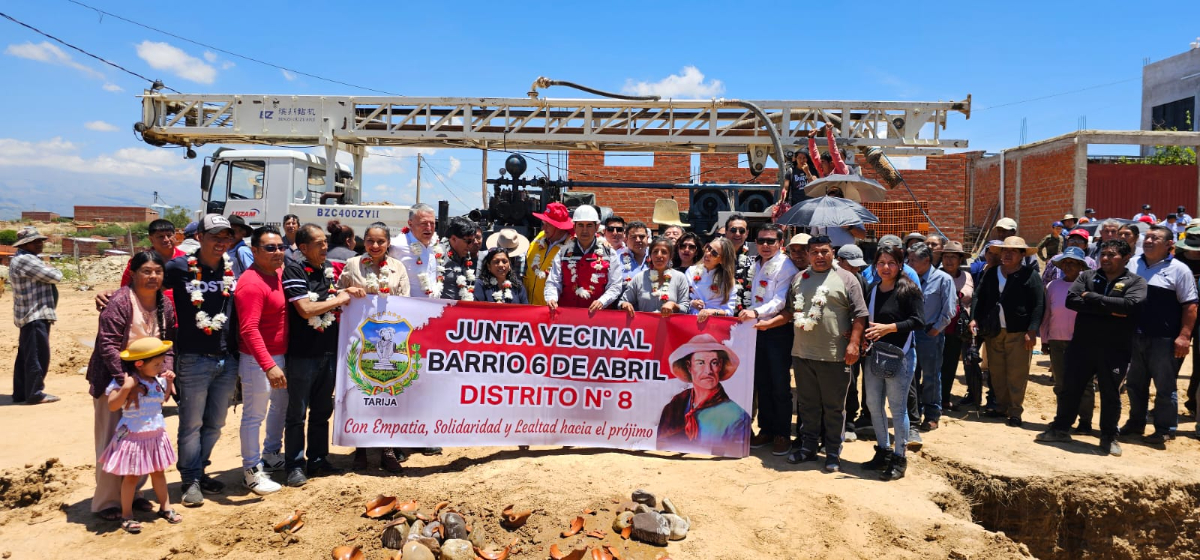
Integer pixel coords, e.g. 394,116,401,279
95,219,186,311
233,225,290,496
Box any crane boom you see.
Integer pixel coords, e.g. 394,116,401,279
138,93,970,156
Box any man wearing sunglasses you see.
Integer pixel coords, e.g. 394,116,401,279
738,223,800,456
724,214,756,311
603,216,627,251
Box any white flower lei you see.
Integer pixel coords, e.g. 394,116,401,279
793,283,830,331
489,277,515,303
194,311,228,335
308,311,336,332
366,260,391,294
187,252,235,333
650,269,674,302
564,238,609,300
530,239,549,280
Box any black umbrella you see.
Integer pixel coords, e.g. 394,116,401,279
776,196,879,228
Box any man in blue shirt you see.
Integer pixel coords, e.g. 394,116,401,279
908,242,957,431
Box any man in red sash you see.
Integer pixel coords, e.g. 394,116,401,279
545,205,623,313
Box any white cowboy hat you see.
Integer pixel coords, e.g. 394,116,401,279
667,334,739,382
485,228,530,257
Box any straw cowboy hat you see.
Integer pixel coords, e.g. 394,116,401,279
934,241,971,257
652,198,690,228
13,227,48,247
485,228,530,257
120,337,173,361
987,236,1037,256
667,334,739,382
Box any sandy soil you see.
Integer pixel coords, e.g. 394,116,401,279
1,282,1198,559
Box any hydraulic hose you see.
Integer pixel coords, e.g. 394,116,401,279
528,77,660,101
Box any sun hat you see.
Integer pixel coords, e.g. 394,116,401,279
994,217,1018,231
1051,246,1088,265
572,205,600,223
903,232,926,245
787,233,812,248
987,236,1037,256
13,226,48,247
1177,228,1200,252
1062,214,1076,221
120,337,173,362
532,202,574,230
836,244,867,268
1067,229,1090,241
935,241,971,257
667,334,740,382
227,215,253,239
485,228,530,258
651,199,689,227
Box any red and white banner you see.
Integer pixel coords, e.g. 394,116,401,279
333,296,757,457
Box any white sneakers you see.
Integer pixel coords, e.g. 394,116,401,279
243,465,281,495
262,452,285,472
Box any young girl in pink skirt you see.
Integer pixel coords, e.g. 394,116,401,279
100,337,183,533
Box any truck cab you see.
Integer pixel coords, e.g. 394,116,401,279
201,148,358,228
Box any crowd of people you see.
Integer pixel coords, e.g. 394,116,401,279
5,198,1199,533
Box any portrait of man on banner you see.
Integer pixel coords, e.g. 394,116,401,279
657,334,750,456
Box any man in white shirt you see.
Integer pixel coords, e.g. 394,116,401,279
737,223,800,456
616,221,651,283
389,203,442,298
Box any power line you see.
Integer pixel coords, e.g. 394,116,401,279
66,0,401,96
421,160,470,208
0,10,177,92
977,77,1139,111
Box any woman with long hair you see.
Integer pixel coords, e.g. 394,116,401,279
474,247,529,304
686,237,738,321
85,251,177,522
672,232,701,272
335,222,408,474
861,244,924,481
620,237,690,317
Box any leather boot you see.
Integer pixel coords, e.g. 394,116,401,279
381,448,404,473
862,445,891,471
881,453,907,480
352,448,368,471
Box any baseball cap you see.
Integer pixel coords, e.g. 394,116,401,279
1178,205,1187,213
1138,216,1154,224
1052,221,1064,228
994,217,1018,231
787,233,812,247
878,234,903,248
1067,228,1089,241
183,221,199,236
1142,204,1152,210
1085,208,1096,214
836,245,867,268
200,214,233,235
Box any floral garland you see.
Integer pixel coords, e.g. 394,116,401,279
650,269,673,302
751,258,781,304
364,258,392,294
488,276,515,303
408,237,444,297
564,238,609,300
186,252,235,334
688,264,720,297
303,265,339,332
530,238,550,280
792,275,830,331
442,249,476,301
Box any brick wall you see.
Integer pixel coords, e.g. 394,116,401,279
970,141,1078,247
20,211,59,221
568,152,693,225
859,151,981,243
74,206,159,223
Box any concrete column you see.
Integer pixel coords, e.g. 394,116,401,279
1074,137,1089,217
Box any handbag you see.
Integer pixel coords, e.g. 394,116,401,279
866,340,906,378
866,284,911,379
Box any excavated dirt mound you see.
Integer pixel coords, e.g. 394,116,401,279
0,459,83,525
929,454,1200,559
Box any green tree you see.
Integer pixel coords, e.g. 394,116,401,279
0,229,16,245
162,206,194,229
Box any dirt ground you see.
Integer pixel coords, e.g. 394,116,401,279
1,282,1198,559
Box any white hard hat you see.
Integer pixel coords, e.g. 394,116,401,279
572,205,600,223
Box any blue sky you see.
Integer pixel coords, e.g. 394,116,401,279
0,0,1196,219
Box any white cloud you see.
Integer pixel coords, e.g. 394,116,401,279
85,121,119,132
446,156,461,178
0,137,192,178
5,41,105,79
135,41,216,84
281,69,296,81
622,66,724,99
202,51,217,63
102,82,124,92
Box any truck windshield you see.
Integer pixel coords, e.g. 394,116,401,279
228,160,265,200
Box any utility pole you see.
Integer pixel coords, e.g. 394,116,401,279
481,143,489,210
415,153,422,204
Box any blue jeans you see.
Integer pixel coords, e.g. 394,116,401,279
864,352,915,457
915,331,945,422
239,353,288,470
176,353,239,483
1126,334,1182,435
285,353,337,470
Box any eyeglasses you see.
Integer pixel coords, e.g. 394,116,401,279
606,226,625,233
703,246,719,256
728,227,747,234
679,244,698,251
756,237,779,245
258,244,286,253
